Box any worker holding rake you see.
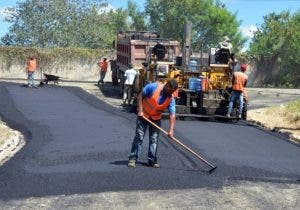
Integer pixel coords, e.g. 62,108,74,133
128,79,178,168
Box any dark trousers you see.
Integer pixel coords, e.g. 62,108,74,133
98,71,107,84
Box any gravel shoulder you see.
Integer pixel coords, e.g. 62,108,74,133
248,107,300,143
0,121,25,165
246,87,300,144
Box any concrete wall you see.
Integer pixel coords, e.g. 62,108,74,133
0,58,112,82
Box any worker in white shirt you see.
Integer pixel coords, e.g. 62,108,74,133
123,63,138,105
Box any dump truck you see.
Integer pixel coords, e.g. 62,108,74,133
110,31,180,87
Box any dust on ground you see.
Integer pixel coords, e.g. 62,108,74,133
246,88,300,144
248,106,300,143
1,181,299,209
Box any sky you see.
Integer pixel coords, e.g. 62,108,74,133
0,0,300,44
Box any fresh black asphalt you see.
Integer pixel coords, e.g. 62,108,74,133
0,82,299,200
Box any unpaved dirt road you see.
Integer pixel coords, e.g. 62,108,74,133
0,80,299,209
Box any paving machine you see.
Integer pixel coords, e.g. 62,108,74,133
171,21,247,119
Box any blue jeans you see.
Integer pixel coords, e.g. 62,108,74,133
129,116,161,163
28,72,35,87
227,90,244,115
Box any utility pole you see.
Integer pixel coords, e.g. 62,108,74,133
200,38,204,68
182,21,192,71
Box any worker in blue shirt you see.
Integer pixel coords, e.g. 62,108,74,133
128,79,178,168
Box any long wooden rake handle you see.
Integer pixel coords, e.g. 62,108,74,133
142,116,217,173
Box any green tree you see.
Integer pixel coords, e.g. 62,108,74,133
145,0,245,52
249,10,300,87
1,0,112,48
106,8,130,33
127,0,147,31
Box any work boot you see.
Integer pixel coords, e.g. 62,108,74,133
127,159,136,168
148,161,160,168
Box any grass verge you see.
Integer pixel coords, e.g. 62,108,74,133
285,100,300,122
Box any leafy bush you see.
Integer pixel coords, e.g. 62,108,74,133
0,46,109,70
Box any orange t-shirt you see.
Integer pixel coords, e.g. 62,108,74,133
99,61,108,72
26,59,37,72
232,72,248,92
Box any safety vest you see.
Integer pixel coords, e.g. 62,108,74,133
27,59,37,72
143,83,172,120
232,72,248,92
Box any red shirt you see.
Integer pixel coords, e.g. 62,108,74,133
99,60,108,72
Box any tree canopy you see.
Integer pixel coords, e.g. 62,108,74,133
1,0,245,52
249,10,300,87
145,0,245,52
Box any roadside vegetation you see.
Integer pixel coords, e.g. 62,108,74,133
248,11,300,87
264,100,300,123
285,100,300,122
0,46,108,70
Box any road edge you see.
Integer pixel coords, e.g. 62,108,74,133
0,122,25,166
246,119,300,144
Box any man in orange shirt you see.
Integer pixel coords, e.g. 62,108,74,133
97,58,108,85
226,64,248,118
26,56,37,88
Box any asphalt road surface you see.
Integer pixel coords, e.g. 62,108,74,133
0,82,299,209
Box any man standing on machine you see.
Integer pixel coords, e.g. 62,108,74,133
152,42,167,61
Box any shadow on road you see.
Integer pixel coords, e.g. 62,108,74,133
97,82,122,99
